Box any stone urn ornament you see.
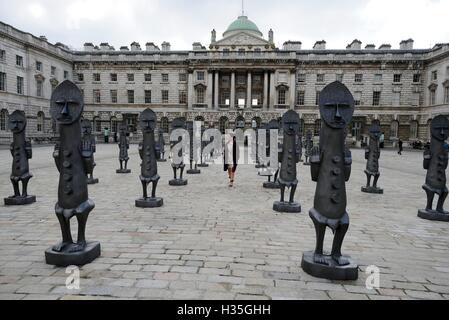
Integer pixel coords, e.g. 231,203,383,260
362,120,383,194
418,115,449,222
301,81,358,281
136,108,163,208
273,110,302,213
81,119,99,185
4,110,36,206
116,123,131,174
169,118,188,186
45,80,100,267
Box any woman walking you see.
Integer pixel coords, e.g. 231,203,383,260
224,133,239,187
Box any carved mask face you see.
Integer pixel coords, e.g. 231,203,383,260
81,120,92,135
319,81,355,129
369,120,381,139
50,80,84,125
431,115,449,141
139,108,157,133
8,110,27,133
282,110,300,136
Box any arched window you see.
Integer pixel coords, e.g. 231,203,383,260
390,120,399,139
251,117,261,129
37,111,44,132
110,116,118,133
160,117,169,133
219,116,229,134
0,109,8,131
93,117,101,133
235,116,245,129
314,119,322,136
410,121,418,140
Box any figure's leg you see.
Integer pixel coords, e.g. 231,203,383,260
52,213,73,252
311,214,327,265
172,166,177,180
436,191,448,213
425,189,435,211
70,212,90,252
180,166,185,180
124,160,128,170
21,177,30,197
373,173,380,188
280,185,285,203
365,172,372,188
141,180,148,199
274,169,279,182
11,178,20,197
289,184,297,203
190,160,193,170
331,223,350,266
151,180,159,198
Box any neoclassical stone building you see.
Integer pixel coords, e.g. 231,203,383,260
1,15,449,145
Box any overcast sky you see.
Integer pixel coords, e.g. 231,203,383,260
0,0,448,50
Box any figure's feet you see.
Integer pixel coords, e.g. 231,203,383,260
52,242,71,252
332,254,350,266
313,254,329,266
68,241,87,253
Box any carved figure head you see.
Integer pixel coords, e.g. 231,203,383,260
50,80,84,125
8,110,27,133
319,81,355,129
431,115,449,141
282,110,300,136
139,108,157,133
369,120,381,139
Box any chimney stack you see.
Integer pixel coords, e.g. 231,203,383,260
313,40,326,50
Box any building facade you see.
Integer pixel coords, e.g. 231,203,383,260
1,15,449,144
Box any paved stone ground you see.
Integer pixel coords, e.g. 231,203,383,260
1,144,449,300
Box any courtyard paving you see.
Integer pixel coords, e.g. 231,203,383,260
1,143,449,300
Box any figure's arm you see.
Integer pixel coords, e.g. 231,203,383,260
423,145,431,170
365,147,369,160
80,142,94,174
53,142,61,172
10,142,14,157
92,137,96,153
138,142,143,160
344,147,352,181
310,146,321,182
278,143,283,164
25,140,32,159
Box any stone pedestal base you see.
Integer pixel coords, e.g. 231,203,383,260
116,169,131,174
361,186,384,194
418,209,449,222
197,163,209,168
263,181,280,189
187,169,201,175
273,201,301,213
136,197,164,208
4,195,36,206
169,179,188,186
301,251,358,281
87,178,99,185
45,241,101,267
303,162,311,166
157,159,167,163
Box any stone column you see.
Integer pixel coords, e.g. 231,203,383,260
187,72,194,110
263,71,268,110
207,71,213,109
246,71,252,109
290,72,296,109
230,71,236,109
269,71,276,109
214,71,219,109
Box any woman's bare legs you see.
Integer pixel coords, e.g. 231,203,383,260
228,168,233,187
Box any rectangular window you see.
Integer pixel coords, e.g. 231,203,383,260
374,74,382,82
354,91,362,106
162,90,169,104
393,92,401,106
430,89,436,105
223,49,230,56
16,55,23,67
315,91,321,105
110,73,117,82
64,70,69,79
51,66,56,76
278,89,286,105
413,74,421,83
127,90,134,103
432,71,438,81
445,87,449,104
127,74,134,82
316,74,325,83
221,91,230,105
297,74,306,83
162,73,169,83
145,90,152,104
297,91,305,106
0,50,5,62
93,73,101,82
179,73,187,82
355,74,363,83
196,87,205,104
336,74,344,82
93,90,101,103
237,75,246,85
110,90,117,103
254,48,261,56
393,74,402,83
17,76,24,95
196,72,204,81
144,73,152,82
179,90,187,104
36,80,43,97
36,61,42,71
412,93,420,106
447,66,449,76
77,73,84,82
373,91,381,106
0,72,6,91
238,48,245,56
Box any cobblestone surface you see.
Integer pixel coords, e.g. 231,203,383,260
1,144,449,300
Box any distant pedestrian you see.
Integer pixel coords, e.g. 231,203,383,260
224,133,239,188
398,139,403,155
379,132,385,149
104,127,110,143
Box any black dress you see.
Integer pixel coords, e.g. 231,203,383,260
224,138,238,172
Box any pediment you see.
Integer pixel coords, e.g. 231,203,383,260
214,31,269,47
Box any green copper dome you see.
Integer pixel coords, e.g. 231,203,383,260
224,16,262,37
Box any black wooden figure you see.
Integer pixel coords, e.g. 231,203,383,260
362,120,383,194
116,123,131,174
81,119,98,184
156,130,167,162
304,130,313,166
